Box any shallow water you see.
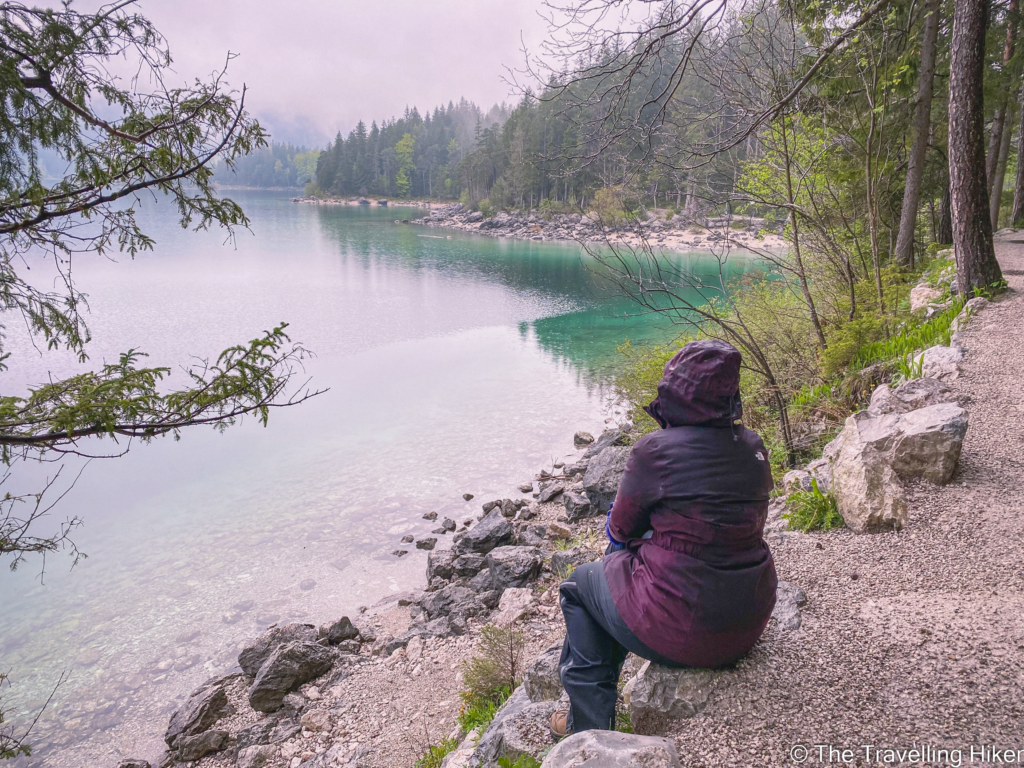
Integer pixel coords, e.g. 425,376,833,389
0,192,755,765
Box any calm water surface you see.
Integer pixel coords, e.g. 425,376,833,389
0,192,755,765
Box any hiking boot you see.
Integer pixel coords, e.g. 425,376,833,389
550,710,571,740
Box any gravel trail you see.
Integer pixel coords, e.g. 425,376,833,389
664,235,1024,766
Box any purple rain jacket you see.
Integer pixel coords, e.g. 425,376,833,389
604,339,777,668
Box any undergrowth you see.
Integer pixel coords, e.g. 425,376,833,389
498,755,543,768
783,480,844,532
415,738,458,768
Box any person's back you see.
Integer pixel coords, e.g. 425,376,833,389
551,338,777,737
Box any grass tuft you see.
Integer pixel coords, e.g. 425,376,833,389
783,479,843,532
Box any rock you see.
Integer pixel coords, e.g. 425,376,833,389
914,345,964,381
176,730,228,761
468,568,492,591
117,761,152,768
392,549,408,558
825,413,908,533
423,511,438,521
401,535,414,543
419,584,490,621
546,521,573,540
472,686,558,768
486,546,544,591
518,482,534,493
299,579,316,591
164,679,231,748
625,661,720,734
562,491,594,521
318,616,359,645
386,616,466,654
481,500,501,514
500,499,518,518
891,377,956,410
451,553,486,578
248,641,335,713
782,457,830,494
516,505,538,521
454,510,514,555
236,745,277,768
582,446,631,513
541,731,683,768
909,283,942,312
573,431,595,448
427,549,458,581
491,587,535,626
238,624,317,678
551,547,593,577
416,537,438,551
523,644,563,702
582,429,625,459
514,524,546,547
463,493,475,501
951,296,989,333
889,403,969,485
773,581,808,631
405,635,424,663
539,482,565,503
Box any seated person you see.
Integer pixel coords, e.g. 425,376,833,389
551,339,777,736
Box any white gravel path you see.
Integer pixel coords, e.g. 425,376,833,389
664,235,1024,767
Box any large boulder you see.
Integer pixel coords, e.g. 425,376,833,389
825,413,908,533
491,587,535,626
452,553,487,578
541,731,683,768
889,403,969,484
486,546,544,591
247,641,334,713
238,623,316,678
523,643,563,702
454,510,514,555
472,686,558,768
867,378,955,417
164,678,233,749
914,345,964,381
909,283,942,312
623,661,720,735
582,446,631,514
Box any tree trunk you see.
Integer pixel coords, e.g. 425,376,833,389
990,110,1014,229
938,171,954,243
949,0,1004,293
894,0,942,267
987,0,1019,191
1012,80,1024,227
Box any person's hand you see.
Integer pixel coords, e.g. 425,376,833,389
605,504,623,548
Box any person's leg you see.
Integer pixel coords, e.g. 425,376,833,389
558,567,629,732
573,557,685,669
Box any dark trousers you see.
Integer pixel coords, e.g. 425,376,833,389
558,560,682,732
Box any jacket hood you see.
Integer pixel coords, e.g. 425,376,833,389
643,340,743,428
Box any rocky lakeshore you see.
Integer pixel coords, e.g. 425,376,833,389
413,204,788,253
116,239,1024,768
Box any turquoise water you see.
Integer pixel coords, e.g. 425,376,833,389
0,192,756,766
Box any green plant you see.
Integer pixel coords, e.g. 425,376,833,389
415,739,458,768
478,198,496,218
851,297,964,370
783,480,843,532
498,755,543,768
892,352,924,384
461,624,526,704
458,686,511,733
615,707,634,733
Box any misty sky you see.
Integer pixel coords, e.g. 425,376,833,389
133,0,551,148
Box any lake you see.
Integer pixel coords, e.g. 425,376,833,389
0,191,755,766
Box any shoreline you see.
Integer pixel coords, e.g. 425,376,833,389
294,197,788,254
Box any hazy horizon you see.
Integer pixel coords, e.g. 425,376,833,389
125,0,551,148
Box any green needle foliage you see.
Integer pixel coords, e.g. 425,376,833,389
0,1,320,572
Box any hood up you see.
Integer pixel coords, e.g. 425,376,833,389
643,340,743,428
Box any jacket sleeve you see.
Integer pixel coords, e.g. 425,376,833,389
609,437,662,541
